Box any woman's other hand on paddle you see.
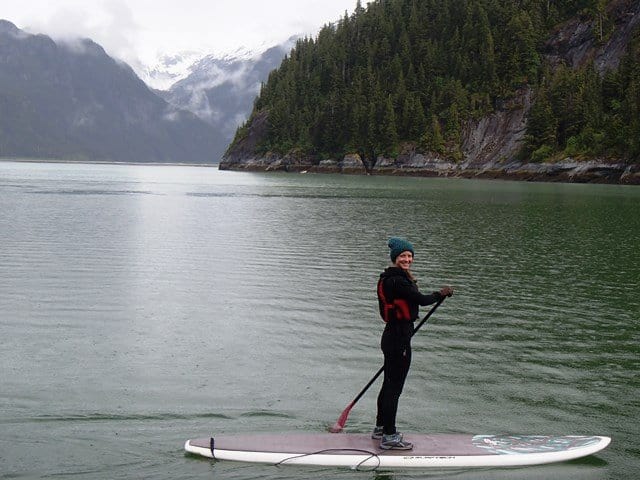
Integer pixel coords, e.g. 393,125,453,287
439,286,454,297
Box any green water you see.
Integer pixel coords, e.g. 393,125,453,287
0,162,638,479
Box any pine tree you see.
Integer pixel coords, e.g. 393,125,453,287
380,94,399,155
523,85,557,160
421,114,445,154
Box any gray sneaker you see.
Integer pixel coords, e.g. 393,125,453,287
380,432,413,450
371,426,384,439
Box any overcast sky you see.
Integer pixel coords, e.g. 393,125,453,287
2,0,358,65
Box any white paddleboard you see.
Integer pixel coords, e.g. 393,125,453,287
184,433,610,469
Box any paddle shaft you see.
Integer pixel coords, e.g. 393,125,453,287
330,296,445,432
350,296,444,405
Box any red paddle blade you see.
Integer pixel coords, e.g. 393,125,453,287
328,401,354,433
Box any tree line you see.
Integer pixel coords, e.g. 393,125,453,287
230,0,640,163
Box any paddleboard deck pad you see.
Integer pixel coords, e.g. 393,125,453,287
184,433,610,469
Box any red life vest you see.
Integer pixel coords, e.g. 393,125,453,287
377,277,411,322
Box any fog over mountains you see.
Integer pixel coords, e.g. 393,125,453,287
0,20,288,164
158,39,295,142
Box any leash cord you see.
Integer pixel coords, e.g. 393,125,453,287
274,448,381,471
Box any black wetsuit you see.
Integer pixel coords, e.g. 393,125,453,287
375,267,443,435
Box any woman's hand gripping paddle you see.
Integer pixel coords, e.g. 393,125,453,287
329,296,446,433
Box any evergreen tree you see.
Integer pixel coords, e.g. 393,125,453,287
422,114,445,154
380,94,399,155
524,85,557,160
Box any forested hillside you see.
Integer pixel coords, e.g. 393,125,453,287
225,0,640,175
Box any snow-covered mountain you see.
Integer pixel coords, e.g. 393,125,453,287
139,44,282,91
154,38,296,148
139,50,209,91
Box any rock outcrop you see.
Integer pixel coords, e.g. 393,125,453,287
544,0,640,74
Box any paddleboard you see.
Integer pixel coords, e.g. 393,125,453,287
184,433,610,469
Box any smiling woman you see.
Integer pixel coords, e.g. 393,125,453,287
373,237,453,449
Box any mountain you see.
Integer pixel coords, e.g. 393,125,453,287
139,50,209,91
222,0,640,184
157,40,294,150
0,20,225,164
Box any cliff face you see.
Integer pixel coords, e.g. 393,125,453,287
221,2,640,184
544,0,640,74
461,88,533,171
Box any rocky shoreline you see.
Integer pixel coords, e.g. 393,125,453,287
219,152,640,185
219,87,639,185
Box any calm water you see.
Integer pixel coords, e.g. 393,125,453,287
0,161,638,480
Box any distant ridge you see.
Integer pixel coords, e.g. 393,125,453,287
0,20,225,164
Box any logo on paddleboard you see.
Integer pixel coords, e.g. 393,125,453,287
472,435,601,455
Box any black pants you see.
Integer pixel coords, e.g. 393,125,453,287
375,322,412,435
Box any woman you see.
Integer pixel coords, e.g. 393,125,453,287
373,237,453,450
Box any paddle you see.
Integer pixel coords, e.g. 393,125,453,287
329,296,446,433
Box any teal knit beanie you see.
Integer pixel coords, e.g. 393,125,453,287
388,237,414,262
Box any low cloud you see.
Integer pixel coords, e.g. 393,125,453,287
25,0,141,68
